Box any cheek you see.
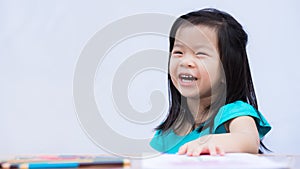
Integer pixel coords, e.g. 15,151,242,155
197,61,221,85
205,66,222,87
197,61,211,79
169,59,177,77
168,59,179,87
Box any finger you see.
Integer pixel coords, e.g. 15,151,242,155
192,147,202,157
186,144,196,156
216,146,225,156
178,144,187,155
186,146,194,156
208,144,217,156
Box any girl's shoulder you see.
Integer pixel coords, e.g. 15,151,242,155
214,100,271,138
217,100,262,119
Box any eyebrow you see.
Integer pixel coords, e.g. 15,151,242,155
173,43,214,51
173,43,184,48
194,44,213,50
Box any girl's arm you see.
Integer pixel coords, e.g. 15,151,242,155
178,116,260,156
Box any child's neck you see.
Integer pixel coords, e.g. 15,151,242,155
174,97,211,136
187,96,211,125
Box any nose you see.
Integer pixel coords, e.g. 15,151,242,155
180,55,196,68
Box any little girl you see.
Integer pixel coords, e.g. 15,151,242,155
150,8,271,156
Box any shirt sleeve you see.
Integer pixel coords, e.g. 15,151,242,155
149,130,164,152
149,130,183,154
213,101,271,139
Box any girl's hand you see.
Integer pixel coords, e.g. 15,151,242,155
178,135,225,156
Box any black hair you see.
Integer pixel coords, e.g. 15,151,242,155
155,8,270,153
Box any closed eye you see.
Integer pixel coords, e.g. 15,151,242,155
196,52,208,56
172,50,183,55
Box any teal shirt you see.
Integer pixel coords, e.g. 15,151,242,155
149,101,271,154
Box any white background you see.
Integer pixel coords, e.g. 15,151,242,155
1,0,299,155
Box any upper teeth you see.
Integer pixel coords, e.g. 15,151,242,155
180,74,197,80
181,75,193,78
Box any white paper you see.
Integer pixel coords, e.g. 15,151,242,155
142,153,289,169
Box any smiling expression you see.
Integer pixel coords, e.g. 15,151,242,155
169,24,223,100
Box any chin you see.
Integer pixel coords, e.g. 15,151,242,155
180,92,201,99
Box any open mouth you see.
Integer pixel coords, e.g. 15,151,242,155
179,74,198,83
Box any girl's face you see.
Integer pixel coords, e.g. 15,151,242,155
169,25,223,100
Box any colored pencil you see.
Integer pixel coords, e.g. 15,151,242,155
0,156,130,169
